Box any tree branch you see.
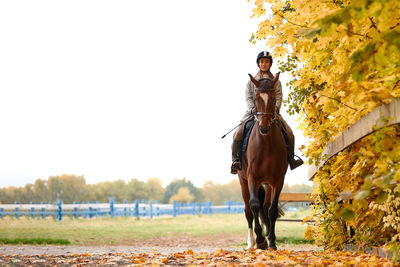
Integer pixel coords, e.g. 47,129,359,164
274,10,372,40
274,11,312,29
302,107,317,123
390,22,400,30
393,80,400,90
347,30,372,39
368,17,381,33
320,94,358,111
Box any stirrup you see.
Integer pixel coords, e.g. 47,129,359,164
289,155,304,170
231,160,241,174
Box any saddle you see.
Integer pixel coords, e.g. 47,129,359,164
240,118,256,167
240,116,289,167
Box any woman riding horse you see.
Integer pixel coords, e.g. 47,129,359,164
231,51,303,174
238,72,287,250
231,51,304,250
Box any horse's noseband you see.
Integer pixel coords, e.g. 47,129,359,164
255,112,277,135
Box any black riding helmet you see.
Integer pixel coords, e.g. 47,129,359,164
256,51,273,67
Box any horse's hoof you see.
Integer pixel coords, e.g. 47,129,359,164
246,245,254,250
246,242,255,250
256,240,268,250
268,244,277,251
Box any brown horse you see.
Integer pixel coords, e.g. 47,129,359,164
237,72,288,250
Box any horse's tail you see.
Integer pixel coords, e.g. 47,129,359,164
277,203,285,218
258,185,285,218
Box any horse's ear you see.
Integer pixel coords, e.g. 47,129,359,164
248,74,260,88
272,72,280,84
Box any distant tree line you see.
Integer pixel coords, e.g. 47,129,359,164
0,174,314,204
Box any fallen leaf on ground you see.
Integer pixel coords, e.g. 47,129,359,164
0,249,398,266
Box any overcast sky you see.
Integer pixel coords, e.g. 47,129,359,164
0,0,312,188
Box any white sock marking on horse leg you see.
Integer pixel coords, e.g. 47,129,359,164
247,228,255,249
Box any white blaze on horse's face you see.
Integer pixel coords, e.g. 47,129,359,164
260,93,269,107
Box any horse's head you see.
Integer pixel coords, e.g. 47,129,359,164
249,72,280,135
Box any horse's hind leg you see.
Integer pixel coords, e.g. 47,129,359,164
248,178,267,250
239,177,255,249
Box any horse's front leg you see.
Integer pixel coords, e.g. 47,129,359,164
239,177,255,249
257,186,268,238
263,184,272,238
248,177,267,250
267,181,284,250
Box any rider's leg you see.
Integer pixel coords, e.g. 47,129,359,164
277,115,304,170
231,123,245,174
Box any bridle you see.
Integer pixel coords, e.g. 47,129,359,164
254,78,278,135
256,111,275,117
248,73,281,135
255,111,277,135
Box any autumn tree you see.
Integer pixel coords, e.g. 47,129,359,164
201,179,242,204
281,183,314,193
1,176,248,205
47,174,88,203
169,187,195,204
33,179,50,203
249,0,400,250
163,178,202,203
0,186,22,204
144,177,165,202
87,180,128,202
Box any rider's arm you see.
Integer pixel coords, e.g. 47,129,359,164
275,80,283,113
242,80,255,121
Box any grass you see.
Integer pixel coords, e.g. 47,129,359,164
0,212,312,246
0,238,70,245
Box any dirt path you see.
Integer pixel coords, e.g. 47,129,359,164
0,234,344,266
0,235,395,266
0,233,317,255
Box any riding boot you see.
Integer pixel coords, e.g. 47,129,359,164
286,136,304,170
288,146,304,170
231,140,242,174
280,122,304,170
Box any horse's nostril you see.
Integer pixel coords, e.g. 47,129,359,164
259,125,270,135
